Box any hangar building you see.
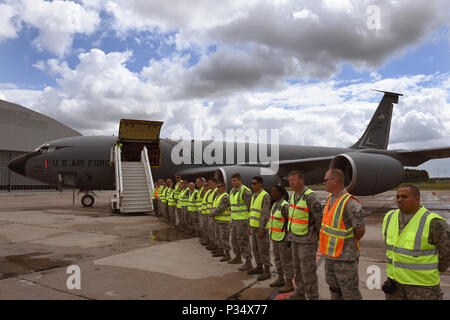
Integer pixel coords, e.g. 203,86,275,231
0,99,82,190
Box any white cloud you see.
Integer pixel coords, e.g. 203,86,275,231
0,3,20,42
105,0,449,84
19,0,100,56
5,47,445,152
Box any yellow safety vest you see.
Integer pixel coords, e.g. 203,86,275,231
288,189,313,236
202,189,212,215
206,188,218,214
230,185,251,221
196,187,204,212
269,200,289,241
167,188,176,207
161,186,171,203
174,181,181,201
249,190,269,228
188,189,199,212
213,192,230,222
177,188,189,209
383,206,444,286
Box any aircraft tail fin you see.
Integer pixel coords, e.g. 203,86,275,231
350,90,403,150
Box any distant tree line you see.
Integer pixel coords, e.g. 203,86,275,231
403,169,430,182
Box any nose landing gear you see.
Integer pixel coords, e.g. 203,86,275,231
79,190,97,207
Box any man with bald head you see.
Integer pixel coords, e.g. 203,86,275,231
382,185,449,300
319,168,365,300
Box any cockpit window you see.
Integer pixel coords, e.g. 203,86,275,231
33,144,52,153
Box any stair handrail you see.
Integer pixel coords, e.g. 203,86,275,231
141,146,154,204
114,144,123,194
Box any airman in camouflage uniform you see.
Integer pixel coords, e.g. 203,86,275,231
383,185,449,300
268,185,295,293
321,169,365,300
286,170,323,300
205,179,219,252
194,178,207,237
211,183,232,261
248,176,272,281
228,173,253,270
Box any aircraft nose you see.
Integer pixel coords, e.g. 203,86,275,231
8,155,27,176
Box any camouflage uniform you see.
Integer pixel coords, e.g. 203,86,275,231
195,188,206,235
168,205,175,224
230,186,253,259
323,189,364,300
385,209,449,300
287,186,323,300
249,191,272,268
208,189,219,245
271,200,294,282
211,193,231,253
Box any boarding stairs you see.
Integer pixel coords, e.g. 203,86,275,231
110,145,154,213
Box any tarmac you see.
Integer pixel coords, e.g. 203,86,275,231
0,189,449,300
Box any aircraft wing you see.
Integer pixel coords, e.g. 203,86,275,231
236,156,334,176
394,146,450,166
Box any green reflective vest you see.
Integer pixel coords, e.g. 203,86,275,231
202,189,212,215
159,186,169,203
213,192,230,222
188,189,199,212
167,188,176,207
269,200,289,241
177,188,189,209
288,189,313,236
230,185,251,221
249,190,269,228
173,181,182,201
382,206,445,286
196,187,204,211
207,188,218,214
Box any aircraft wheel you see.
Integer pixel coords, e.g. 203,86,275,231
81,194,95,207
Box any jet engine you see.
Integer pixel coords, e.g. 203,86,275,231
329,153,404,196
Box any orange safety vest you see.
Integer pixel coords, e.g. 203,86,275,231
319,192,360,258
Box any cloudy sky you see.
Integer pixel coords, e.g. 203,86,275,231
0,0,449,176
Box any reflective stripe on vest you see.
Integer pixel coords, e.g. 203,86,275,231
176,188,189,209
202,189,212,214
153,185,162,200
196,187,204,211
159,186,167,202
230,185,251,221
269,200,289,241
168,188,176,206
319,193,357,258
249,190,269,228
188,190,199,212
173,182,181,200
161,187,172,203
382,206,444,286
206,188,218,215
213,192,230,222
288,189,313,236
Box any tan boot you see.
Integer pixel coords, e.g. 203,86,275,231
269,276,285,287
238,259,253,271
227,255,242,264
278,279,295,293
220,251,231,262
257,265,271,281
247,264,263,275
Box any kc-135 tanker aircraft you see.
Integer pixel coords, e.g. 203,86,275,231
7,91,450,212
